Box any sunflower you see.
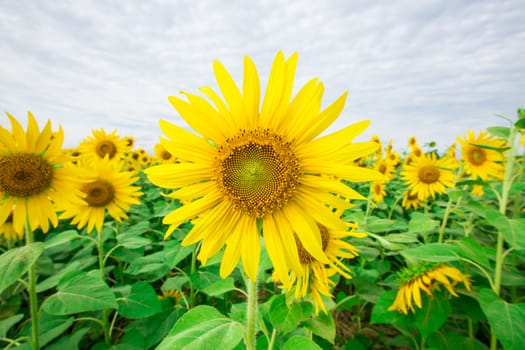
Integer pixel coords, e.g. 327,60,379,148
0,112,87,233
281,223,364,314
0,210,23,241
145,52,382,281
407,136,417,148
401,190,424,210
154,143,178,164
122,136,135,150
388,263,471,314
401,153,458,201
456,130,506,181
371,181,386,203
77,128,128,162
59,156,143,233
374,157,396,181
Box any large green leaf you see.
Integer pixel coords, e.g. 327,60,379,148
117,281,162,319
268,294,304,334
478,288,525,350
155,305,243,350
408,212,439,234
415,293,451,337
401,243,461,262
303,310,336,343
42,271,117,315
0,243,44,294
45,327,90,350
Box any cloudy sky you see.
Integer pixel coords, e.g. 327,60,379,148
1,0,524,153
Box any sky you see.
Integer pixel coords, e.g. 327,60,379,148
1,0,524,154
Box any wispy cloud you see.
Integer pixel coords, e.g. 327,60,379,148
1,0,524,151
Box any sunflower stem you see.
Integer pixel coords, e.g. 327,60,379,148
97,229,111,345
490,122,518,350
245,277,258,350
25,222,40,350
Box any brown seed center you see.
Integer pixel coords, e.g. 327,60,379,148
82,179,115,207
96,140,117,159
468,148,487,166
418,165,440,184
214,129,301,218
0,153,53,197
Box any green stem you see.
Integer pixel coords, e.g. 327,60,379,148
490,124,518,350
245,278,258,350
267,328,277,350
25,220,39,350
97,230,111,345
437,196,454,243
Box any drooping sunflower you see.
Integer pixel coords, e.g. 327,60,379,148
456,130,506,181
281,223,364,314
0,112,86,233
401,153,458,201
59,156,143,233
77,128,128,162
388,263,471,314
145,52,383,281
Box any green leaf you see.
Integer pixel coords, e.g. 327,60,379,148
117,235,152,249
45,327,90,350
478,288,525,350
427,331,488,350
408,212,439,234
0,314,24,338
43,230,80,250
17,313,75,350
415,293,451,337
155,305,243,350
401,243,461,262
487,126,511,139
383,233,419,243
200,277,236,298
0,243,44,294
365,218,406,233
118,281,162,319
455,237,491,268
303,311,336,344
42,271,117,315
283,336,323,350
268,294,303,334
370,290,415,328
36,256,97,293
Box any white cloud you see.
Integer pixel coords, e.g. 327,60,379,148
1,0,524,152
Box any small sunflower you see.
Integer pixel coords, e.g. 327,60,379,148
457,130,506,181
281,223,364,314
59,156,143,233
407,136,417,148
77,128,128,162
0,112,86,233
374,157,396,181
388,263,471,314
145,52,382,281
401,153,458,201
402,190,424,210
154,143,177,164
371,181,386,203
0,210,23,241
122,136,135,150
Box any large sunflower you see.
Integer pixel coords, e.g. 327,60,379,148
282,223,363,314
59,156,143,233
0,112,86,233
401,153,458,201
77,128,128,162
145,52,382,281
456,130,506,180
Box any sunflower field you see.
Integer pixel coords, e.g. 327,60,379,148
1,52,524,350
